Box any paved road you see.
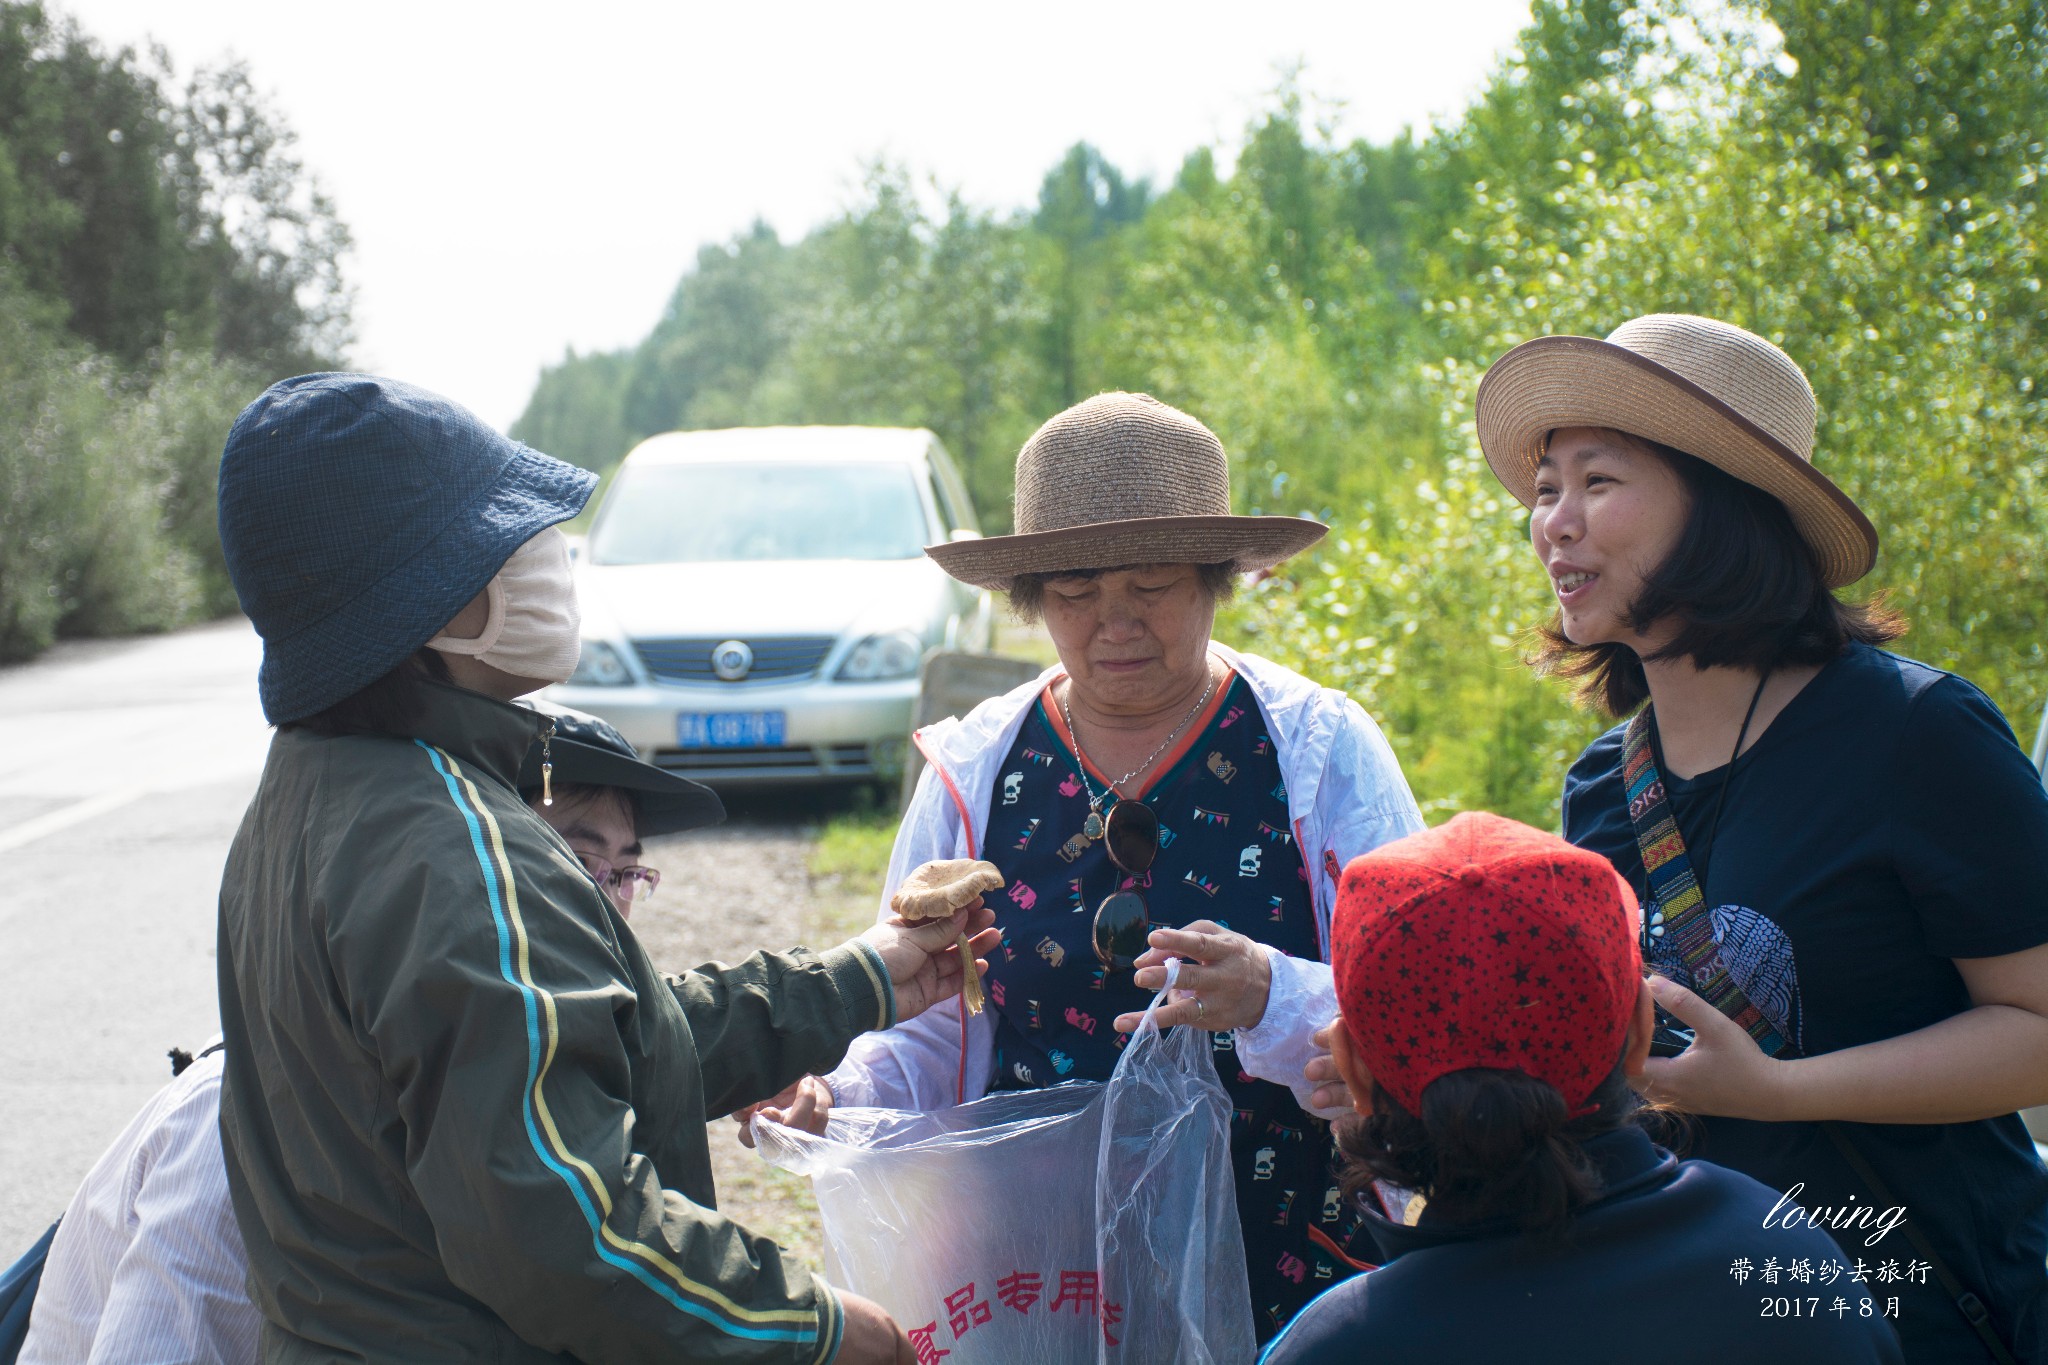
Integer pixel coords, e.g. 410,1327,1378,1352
0,618,273,1252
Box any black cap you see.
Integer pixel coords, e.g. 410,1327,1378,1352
518,706,724,837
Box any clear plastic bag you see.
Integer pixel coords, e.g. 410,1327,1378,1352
753,970,1256,1364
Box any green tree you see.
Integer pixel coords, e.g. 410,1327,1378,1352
0,268,244,658
508,0,2048,822
1031,143,1148,406
512,347,636,479
0,2,351,370
1769,0,2048,209
773,169,1049,523
0,2,354,662
623,221,792,437
0,2,189,360
164,59,355,372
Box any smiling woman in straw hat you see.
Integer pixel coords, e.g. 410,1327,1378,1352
1478,314,2048,1363
749,391,1425,1340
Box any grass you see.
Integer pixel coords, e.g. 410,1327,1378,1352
711,1148,829,1269
808,805,899,940
993,612,1057,668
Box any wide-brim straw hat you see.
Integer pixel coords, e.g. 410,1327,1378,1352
926,392,1327,590
1475,314,1877,587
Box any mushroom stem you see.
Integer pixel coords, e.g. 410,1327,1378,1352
957,931,985,1015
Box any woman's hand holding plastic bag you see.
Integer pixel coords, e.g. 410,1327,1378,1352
732,1074,833,1149
738,903,1000,1357
1113,921,1273,1033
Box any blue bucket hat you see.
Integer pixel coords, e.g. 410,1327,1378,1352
218,373,598,725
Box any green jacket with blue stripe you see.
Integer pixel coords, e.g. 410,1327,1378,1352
217,680,891,1363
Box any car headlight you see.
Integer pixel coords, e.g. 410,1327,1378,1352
835,630,923,682
568,640,632,686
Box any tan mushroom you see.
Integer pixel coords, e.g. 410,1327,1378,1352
891,859,1004,1014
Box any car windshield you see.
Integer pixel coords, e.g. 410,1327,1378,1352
589,461,930,564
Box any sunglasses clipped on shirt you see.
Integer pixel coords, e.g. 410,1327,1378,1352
573,852,661,904
1091,798,1159,972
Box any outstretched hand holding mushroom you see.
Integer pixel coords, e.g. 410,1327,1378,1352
886,859,1006,1016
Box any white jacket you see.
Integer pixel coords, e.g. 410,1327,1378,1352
825,642,1423,1115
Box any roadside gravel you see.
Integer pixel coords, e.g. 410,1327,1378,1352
631,795,891,1274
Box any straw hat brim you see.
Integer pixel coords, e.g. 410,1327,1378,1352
1476,335,1877,588
926,514,1329,591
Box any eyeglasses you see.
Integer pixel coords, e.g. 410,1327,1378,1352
574,852,661,904
1092,799,1158,971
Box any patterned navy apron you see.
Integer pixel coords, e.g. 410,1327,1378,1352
980,671,1371,1339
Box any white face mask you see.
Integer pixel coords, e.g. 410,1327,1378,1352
426,527,581,684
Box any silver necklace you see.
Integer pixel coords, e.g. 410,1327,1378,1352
1060,665,1219,838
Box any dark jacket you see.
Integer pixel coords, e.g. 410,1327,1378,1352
1259,1128,1904,1364
217,681,893,1363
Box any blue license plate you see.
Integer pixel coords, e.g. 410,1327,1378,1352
676,711,786,749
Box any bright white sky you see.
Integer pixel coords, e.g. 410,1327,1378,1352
65,1,1532,431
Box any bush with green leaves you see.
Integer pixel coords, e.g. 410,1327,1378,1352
0,1,348,662
0,270,259,659
518,0,2039,822
1228,0,2045,823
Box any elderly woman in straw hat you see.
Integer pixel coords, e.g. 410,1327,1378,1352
1475,314,2048,1362
749,392,1424,1339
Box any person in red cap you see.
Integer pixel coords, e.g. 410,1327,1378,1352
1259,812,1902,1365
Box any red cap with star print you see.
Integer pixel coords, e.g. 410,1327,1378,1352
1331,811,1642,1116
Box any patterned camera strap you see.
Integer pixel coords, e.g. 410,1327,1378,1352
1621,708,1791,1057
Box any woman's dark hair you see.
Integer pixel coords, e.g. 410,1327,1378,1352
1006,561,1237,623
286,648,452,738
1528,434,1904,716
1334,1060,1637,1239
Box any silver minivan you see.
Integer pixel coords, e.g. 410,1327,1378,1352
549,426,992,784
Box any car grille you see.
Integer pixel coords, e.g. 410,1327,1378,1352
630,636,836,685
652,743,876,779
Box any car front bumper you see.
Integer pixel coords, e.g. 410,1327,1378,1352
545,676,917,784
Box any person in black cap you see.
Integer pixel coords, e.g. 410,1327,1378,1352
212,373,996,1365
516,704,725,920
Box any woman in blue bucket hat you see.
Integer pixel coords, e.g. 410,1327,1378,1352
213,373,997,1365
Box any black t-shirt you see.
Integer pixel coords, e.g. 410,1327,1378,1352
1564,643,2048,1363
